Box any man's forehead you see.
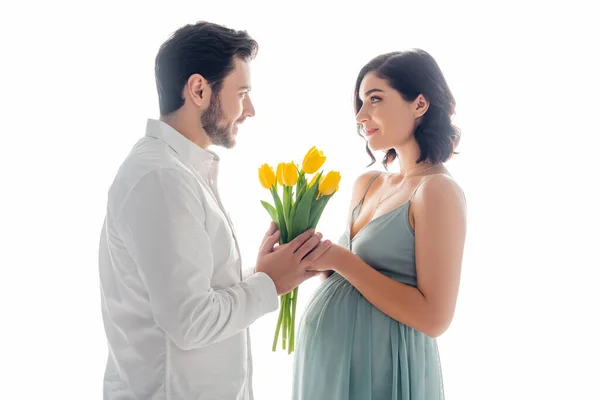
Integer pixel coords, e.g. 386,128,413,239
221,58,250,91
231,58,250,79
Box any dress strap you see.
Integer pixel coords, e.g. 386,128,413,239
359,172,383,205
350,172,383,224
408,174,437,201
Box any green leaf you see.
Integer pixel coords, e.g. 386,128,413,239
283,186,290,226
296,181,307,203
291,171,322,238
283,186,296,239
286,186,294,239
308,195,326,225
289,202,297,239
291,188,307,231
309,194,332,229
261,200,278,223
294,172,306,202
270,187,287,243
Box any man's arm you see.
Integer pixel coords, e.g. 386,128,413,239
116,168,279,350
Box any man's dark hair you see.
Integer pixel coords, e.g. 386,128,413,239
155,21,258,116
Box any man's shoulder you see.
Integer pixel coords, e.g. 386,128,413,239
107,138,196,204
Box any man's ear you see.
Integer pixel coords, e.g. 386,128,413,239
184,73,210,108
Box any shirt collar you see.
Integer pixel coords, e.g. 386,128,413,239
145,118,220,179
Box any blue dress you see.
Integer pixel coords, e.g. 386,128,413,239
292,173,444,399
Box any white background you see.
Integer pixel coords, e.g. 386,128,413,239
1,0,599,399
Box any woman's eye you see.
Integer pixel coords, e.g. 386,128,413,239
370,96,381,104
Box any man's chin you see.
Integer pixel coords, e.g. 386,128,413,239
223,132,237,149
228,126,239,143
207,128,237,149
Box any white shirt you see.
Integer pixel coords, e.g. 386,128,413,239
99,119,279,399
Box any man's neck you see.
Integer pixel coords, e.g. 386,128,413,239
160,112,211,149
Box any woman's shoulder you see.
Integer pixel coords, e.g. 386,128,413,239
414,172,466,212
353,170,384,191
346,170,384,210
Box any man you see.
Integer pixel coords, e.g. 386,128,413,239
98,21,331,399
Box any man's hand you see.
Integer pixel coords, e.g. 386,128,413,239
256,225,332,295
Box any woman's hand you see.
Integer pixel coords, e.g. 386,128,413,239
305,243,345,272
269,230,335,272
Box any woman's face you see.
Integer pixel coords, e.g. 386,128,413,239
356,71,428,152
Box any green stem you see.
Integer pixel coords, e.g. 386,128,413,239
272,296,284,351
289,287,298,354
282,294,288,350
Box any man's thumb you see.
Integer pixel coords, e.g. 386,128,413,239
259,230,280,256
260,221,277,247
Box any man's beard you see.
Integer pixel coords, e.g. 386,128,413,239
201,91,235,149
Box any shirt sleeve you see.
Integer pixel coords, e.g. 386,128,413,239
242,266,257,280
115,168,278,350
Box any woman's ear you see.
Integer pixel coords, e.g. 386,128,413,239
413,94,430,119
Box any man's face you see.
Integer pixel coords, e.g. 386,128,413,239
201,58,255,148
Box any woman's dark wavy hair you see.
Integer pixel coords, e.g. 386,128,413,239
155,21,258,116
354,49,461,168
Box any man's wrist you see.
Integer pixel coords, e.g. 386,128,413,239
246,271,279,312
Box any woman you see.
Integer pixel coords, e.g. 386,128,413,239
292,49,467,399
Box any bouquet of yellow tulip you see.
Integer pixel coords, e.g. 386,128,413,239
258,146,341,353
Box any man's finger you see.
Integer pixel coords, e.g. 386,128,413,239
294,233,322,261
288,229,316,253
272,243,287,252
302,240,332,265
261,221,277,246
258,230,280,256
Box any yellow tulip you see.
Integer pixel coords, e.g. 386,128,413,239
302,146,326,174
258,163,276,189
318,171,341,196
281,162,299,186
276,162,285,186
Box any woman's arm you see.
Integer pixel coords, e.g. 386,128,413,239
311,175,467,337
